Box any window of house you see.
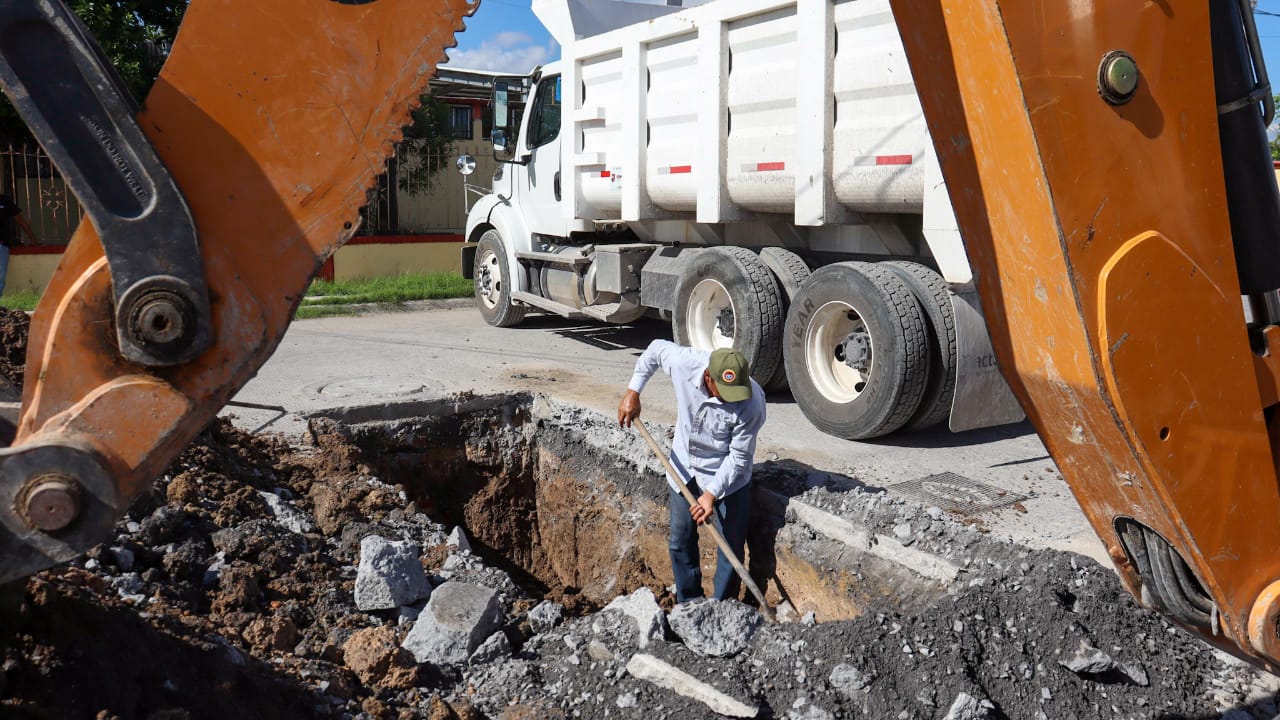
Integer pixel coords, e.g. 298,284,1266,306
526,75,561,149
448,105,473,140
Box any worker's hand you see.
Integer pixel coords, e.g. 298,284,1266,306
618,389,641,427
690,491,715,526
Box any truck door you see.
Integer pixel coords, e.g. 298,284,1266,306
521,74,563,236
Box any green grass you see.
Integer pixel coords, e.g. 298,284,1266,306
0,291,40,312
304,273,472,305
297,272,473,318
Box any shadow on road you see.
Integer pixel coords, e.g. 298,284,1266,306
862,419,1038,450
508,315,671,353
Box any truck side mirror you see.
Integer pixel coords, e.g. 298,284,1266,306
492,129,511,159
456,154,476,176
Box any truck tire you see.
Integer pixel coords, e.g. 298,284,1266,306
474,230,526,328
883,260,956,431
758,247,811,392
784,262,928,439
673,246,784,388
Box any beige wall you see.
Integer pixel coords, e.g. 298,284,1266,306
331,242,466,281
395,132,499,234
6,253,61,296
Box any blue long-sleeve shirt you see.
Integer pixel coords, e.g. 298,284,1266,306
628,340,767,499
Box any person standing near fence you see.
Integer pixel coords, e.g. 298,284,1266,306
0,193,35,297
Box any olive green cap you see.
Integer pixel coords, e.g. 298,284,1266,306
708,348,752,402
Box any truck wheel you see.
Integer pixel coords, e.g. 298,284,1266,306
758,247,811,392
474,230,526,328
784,262,928,439
884,261,956,431
673,246,784,387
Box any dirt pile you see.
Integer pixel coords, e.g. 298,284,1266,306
0,398,1277,719
0,306,28,391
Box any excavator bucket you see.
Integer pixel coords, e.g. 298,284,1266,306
0,0,478,583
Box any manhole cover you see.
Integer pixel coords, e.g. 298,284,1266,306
310,376,436,399
888,472,1027,515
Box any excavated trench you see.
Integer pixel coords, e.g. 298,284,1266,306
318,392,953,618
5,391,1280,718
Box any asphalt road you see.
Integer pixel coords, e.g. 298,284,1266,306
225,299,1107,564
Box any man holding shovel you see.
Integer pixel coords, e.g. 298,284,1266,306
618,339,766,603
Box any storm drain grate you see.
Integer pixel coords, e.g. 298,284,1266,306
887,472,1028,515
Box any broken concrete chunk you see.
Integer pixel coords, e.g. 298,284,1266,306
775,601,799,624
528,600,564,634
109,546,135,572
603,587,667,648
828,663,874,696
469,630,511,665
1058,639,1117,675
625,653,758,718
788,703,835,720
942,692,996,720
354,536,431,611
402,582,503,665
668,599,763,658
447,526,471,552
1119,660,1149,687
586,640,614,662
257,490,316,534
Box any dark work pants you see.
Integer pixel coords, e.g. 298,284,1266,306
668,480,750,603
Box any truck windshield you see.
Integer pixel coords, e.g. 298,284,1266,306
526,75,561,149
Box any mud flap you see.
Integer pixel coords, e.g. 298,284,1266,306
461,243,478,280
948,288,1025,432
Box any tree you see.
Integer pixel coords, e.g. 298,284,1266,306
0,0,188,145
396,92,459,195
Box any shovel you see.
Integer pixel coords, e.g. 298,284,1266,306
634,418,776,623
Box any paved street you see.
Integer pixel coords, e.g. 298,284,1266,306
226,299,1106,564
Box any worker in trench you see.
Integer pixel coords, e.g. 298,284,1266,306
618,339,767,602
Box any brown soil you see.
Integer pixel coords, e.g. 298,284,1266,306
0,406,659,720
0,418,461,719
0,306,28,392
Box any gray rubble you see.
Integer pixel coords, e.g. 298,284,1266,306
625,652,759,718
601,587,667,649
528,600,564,634
401,581,503,665
668,599,763,657
447,526,471,552
353,535,431,611
257,490,316,534
942,692,997,720
828,663,874,696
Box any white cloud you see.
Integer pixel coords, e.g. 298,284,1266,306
445,31,559,74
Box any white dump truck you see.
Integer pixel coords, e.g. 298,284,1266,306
460,0,1023,440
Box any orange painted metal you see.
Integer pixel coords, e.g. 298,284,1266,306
890,0,1280,667
14,1,476,509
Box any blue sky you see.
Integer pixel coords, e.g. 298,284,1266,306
445,0,558,73
448,0,1280,121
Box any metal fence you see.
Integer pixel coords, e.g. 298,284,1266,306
360,141,496,235
1,145,84,245
0,142,492,245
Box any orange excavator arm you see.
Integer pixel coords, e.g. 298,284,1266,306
890,0,1280,671
0,0,476,580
